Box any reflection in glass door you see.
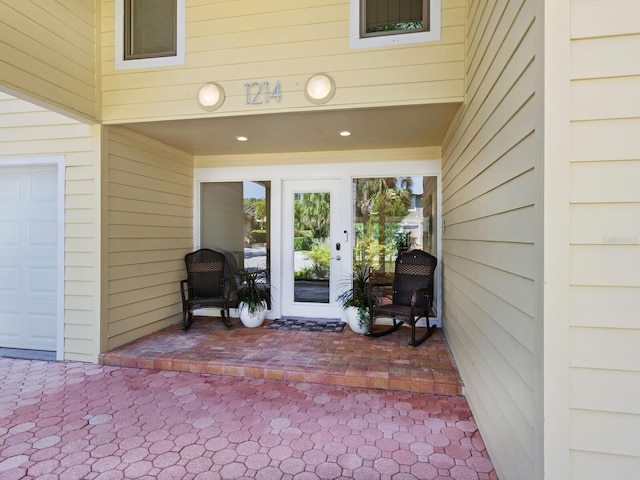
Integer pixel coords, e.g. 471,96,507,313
293,192,331,303
282,179,342,319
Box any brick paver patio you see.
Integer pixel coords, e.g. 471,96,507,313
99,318,463,395
0,356,497,479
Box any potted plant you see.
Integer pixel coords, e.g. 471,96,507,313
235,269,270,328
337,262,371,334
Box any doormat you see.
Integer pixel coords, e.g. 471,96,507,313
265,318,346,333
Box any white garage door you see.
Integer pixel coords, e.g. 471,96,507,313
0,165,58,351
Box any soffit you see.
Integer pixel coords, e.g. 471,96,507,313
119,103,460,156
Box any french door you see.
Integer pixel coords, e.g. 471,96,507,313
281,178,346,319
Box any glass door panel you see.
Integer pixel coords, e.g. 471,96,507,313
293,192,331,303
201,181,271,272
200,180,271,308
352,176,435,285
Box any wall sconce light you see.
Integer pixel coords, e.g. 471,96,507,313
304,73,335,104
198,82,225,111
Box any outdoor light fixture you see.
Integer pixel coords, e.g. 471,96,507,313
339,130,352,137
235,136,249,142
198,82,225,111
304,73,335,104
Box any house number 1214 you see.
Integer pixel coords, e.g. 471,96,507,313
244,80,282,105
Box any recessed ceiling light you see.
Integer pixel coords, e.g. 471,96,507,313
235,136,249,142
339,131,351,137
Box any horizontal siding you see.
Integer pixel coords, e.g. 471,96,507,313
196,146,442,169
571,203,639,246
0,92,100,362
442,285,535,449
0,0,97,121
106,127,193,350
100,0,465,123
571,327,640,372
569,0,640,476
571,118,640,163
570,285,639,330
444,247,536,317
444,264,536,391
571,0,640,39
571,368,640,415
571,245,640,287
442,29,536,196
570,451,640,480
571,76,640,122
571,161,640,204
440,1,541,479
571,34,640,80
571,410,640,458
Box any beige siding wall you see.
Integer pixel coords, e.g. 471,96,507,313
0,92,101,362
105,127,193,350
196,146,442,169
440,1,541,479
100,0,465,123
0,0,98,122
569,0,640,477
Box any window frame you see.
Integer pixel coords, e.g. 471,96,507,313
349,0,441,49
115,0,185,70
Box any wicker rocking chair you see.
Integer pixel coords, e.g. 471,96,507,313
367,249,437,347
180,248,231,331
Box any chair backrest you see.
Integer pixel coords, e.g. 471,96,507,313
393,250,438,307
184,248,226,299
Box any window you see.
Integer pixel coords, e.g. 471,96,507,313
115,0,185,70
201,181,271,274
124,0,176,60
350,0,441,49
352,176,434,274
362,0,428,38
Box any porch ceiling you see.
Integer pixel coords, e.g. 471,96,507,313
118,103,460,156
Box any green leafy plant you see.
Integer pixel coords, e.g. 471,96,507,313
250,229,267,244
303,243,330,279
337,262,371,328
354,228,383,271
235,270,270,315
294,234,314,251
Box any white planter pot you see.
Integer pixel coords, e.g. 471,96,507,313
239,301,267,328
346,307,369,334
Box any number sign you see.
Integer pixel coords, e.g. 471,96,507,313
244,81,282,105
